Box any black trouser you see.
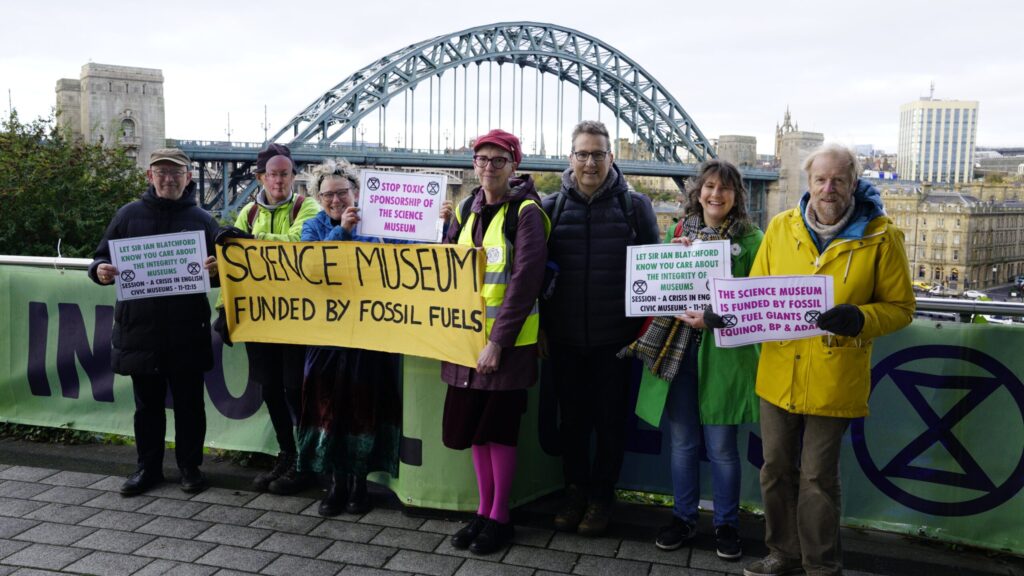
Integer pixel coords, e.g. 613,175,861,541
550,341,632,502
132,371,206,472
245,342,305,454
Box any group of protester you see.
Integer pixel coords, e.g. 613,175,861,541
88,120,914,575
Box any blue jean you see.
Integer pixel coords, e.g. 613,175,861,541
665,345,741,528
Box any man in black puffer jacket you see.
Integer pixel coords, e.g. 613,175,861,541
541,121,660,536
89,148,219,497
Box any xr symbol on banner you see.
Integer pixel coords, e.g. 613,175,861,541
804,310,821,324
366,177,381,191
720,314,738,328
187,262,201,275
632,280,648,295
851,345,1024,516
426,181,440,195
120,270,135,282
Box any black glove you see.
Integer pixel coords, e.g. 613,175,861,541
816,304,864,337
215,226,254,245
703,309,727,329
213,308,232,347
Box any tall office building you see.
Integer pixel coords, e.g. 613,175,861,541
897,98,979,184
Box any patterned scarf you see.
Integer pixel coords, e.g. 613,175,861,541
618,212,738,381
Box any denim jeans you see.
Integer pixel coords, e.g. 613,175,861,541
665,345,740,528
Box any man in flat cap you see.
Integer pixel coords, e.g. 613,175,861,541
89,148,219,496
213,143,319,494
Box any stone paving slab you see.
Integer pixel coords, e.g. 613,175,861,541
79,509,156,531
454,558,534,576
191,505,264,527
649,565,719,576
369,526,445,553
617,539,690,567
0,468,57,483
0,518,37,540
0,499,46,519
38,471,109,488
357,508,424,530
29,486,103,505
502,545,578,572
82,492,156,512
137,497,210,519
22,503,99,525
194,544,279,572
548,532,621,557
308,519,382,543
63,550,154,576
244,494,314,514
1,542,89,570
189,488,258,508
318,540,397,568
137,516,213,539
254,531,332,558
7,569,67,576
337,566,413,576
71,528,156,554
132,559,218,576
12,522,95,545
248,510,322,534
0,539,32,561
383,549,464,576
261,554,345,576
572,554,650,576
689,549,749,575
134,536,217,562
87,476,127,492
0,483,52,501
194,523,272,548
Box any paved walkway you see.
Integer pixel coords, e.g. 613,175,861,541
0,439,1020,576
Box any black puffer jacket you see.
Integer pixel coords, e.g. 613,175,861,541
541,164,660,347
88,182,219,376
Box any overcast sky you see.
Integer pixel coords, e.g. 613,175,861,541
3,0,1021,155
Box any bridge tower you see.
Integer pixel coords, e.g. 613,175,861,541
55,63,166,170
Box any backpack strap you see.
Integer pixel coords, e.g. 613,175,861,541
548,193,567,230
618,189,639,241
246,194,305,232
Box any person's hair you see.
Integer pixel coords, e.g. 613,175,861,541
684,159,751,230
307,159,360,195
802,143,861,185
570,120,610,151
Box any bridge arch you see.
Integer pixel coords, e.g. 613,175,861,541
274,21,716,165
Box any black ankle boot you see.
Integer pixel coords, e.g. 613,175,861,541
318,472,347,517
345,473,371,514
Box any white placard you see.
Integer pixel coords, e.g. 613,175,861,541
358,170,447,242
625,240,731,317
108,231,210,301
710,275,835,347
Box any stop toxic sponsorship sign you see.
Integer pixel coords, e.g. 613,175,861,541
359,170,447,242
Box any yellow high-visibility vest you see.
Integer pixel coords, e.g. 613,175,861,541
457,199,550,345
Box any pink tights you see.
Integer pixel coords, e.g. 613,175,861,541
471,443,517,523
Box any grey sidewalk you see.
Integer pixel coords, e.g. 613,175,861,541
1,438,1020,576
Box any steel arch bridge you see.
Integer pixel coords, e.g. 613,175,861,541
277,21,715,162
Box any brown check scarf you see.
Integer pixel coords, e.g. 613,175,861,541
618,213,737,381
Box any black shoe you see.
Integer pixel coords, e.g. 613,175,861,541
318,473,347,517
450,515,488,550
553,485,587,532
469,519,514,555
120,469,164,497
715,524,743,560
655,516,696,550
345,474,371,514
253,452,294,491
180,467,208,494
267,467,315,495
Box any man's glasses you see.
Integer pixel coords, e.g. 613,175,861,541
473,155,512,169
319,190,352,200
151,169,187,178
572,150,609,163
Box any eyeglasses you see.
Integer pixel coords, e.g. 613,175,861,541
473,155,512,169
151,169,187,178
319,190,352,200
572,150,609,163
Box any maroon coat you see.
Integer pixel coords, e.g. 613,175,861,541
440,175,548,391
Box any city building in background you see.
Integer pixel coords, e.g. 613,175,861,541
770,108,823,217
882,182,1024,290
896,97,978,185
55,63,166,170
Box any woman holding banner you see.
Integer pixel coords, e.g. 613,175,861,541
440,129,549,555
621,159,762,559
297,159,402,516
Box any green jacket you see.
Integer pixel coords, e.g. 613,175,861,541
695,226,763,424
234,192,320,241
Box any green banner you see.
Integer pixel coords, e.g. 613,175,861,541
1,264,1021,554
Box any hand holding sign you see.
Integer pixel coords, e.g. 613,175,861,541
710,275,834,348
